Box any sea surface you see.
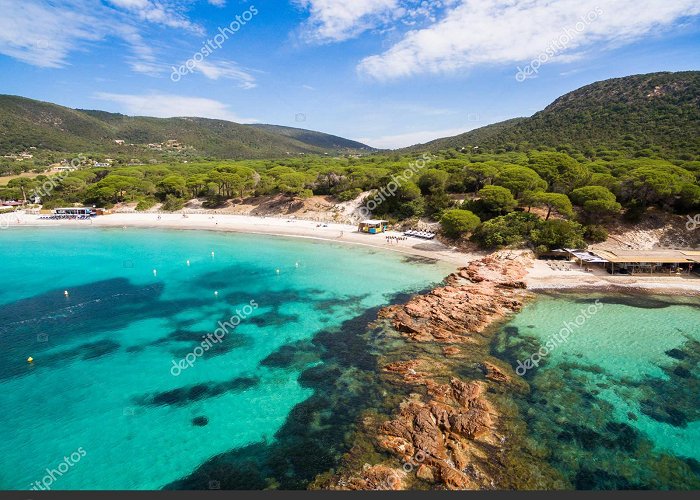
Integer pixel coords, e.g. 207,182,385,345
0,227,452,490
2,228,699,490
492,292,700,489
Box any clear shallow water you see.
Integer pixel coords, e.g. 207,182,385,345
492,293,700,489
0,227,452,490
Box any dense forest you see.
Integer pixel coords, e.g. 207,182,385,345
1,72,699,252
409,71,700,160
0,95,373,161
2,148,698,252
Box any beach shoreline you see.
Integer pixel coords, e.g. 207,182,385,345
524,257,700,295
5,212,477,267
5,212,699,295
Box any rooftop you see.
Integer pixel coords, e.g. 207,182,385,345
582,248,700,264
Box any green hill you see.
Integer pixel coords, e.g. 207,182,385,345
409,71,700,159
250,124,372,151
0,95,374,159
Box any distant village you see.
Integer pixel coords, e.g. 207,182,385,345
1,138,194,173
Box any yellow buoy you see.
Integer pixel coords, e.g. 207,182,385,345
27,357,33,363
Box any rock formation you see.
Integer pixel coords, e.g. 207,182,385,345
318,253,565,490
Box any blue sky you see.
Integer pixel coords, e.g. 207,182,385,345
0,0,699,148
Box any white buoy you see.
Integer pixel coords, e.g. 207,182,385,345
153,269,157,277
186,260,190,267
214,291,219,297
211,251,215,257
64,290,69,297
295,262,299,268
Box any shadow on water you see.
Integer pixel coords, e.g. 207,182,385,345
0,279,210,381
163,289,426,490
135,376,261,407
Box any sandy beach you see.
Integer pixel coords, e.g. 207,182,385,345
6,212,700,295
525,257,700,295
5,212,475,267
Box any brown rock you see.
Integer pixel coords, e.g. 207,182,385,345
443,346,461,356
437,462,473,489
448,440,470,470
416,464,435,482
482,361,510,383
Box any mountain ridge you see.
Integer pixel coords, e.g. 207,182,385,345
0,95,374,159
406,71,700,158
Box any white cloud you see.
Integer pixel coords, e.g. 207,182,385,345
93,92,258,123
357,0,700,80
106,0,203,33
208,0,226,6
0,0,202,71
296,0,462,42
357,125,475,149
296,0,400,42
0,0,102,68
194,60,257,89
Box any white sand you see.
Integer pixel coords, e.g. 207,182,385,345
6,212,699,295
5,212,474,267
525,259,700,295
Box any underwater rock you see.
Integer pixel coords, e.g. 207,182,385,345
672,366,691,378
340,464,405,490
443,346,461,357
318,254,561,491
665,348,687,360
481,361,510,383
192,416,209,427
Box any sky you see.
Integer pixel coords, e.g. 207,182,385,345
0,0,699,149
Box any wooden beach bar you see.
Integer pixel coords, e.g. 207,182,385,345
565,248,699,275
358,219,389,234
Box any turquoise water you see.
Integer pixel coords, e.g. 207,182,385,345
493,293,700,489
0,227,452,490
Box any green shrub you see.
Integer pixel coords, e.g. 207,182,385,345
440,209,481,238
135,198,157,211
584,224,609,242
530,219,585,250
337,188,362,202
161,195,185,212
473,212,540,249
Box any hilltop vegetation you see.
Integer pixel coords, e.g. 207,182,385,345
0,95,374,163
2,147,698,251
410,72,700,160
1,72,698,251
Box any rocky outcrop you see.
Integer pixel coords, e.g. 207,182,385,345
318,253,550,490
379,255,530,343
